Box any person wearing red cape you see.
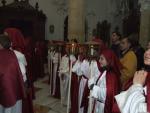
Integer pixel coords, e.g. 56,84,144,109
79,38,107,113
70,44,86,113
59,43,76,106
50,40,64,98
88,49,122,113
0,35,26,113
4,28,34,113
115,46,150,113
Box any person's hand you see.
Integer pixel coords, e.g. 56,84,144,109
133,70,148,86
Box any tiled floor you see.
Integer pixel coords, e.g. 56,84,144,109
33,75,66,113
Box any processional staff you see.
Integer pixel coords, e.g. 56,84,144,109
47,41,55,95
85,41,100,113
66,42,78,113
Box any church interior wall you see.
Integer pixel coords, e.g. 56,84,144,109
1,0,122,41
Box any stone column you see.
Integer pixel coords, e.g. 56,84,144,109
68,0,85,43
139,0,150,48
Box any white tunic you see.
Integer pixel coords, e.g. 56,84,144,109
51,51,60,95
90,71,107,113
78,59,90,113
115,84,147,113
72,60,83,76
14,50,27,82
59,54,76,105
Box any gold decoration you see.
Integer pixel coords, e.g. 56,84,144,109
85,41,100,58
65,42,78,55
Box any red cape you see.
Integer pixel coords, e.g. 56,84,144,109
0,49,25,107
104,71,119,113
4,28,25,53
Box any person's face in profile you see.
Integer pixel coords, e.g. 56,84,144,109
144,48,150,65
99,54,108,67
111,33,120,44
120,38,130,51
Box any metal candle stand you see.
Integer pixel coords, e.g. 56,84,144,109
85,41,100,113
66,42,78,113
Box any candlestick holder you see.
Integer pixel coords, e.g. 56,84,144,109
65,42,78,55
85,41,100,59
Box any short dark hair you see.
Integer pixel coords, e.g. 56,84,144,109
0,34,11,49
121,35,133,47
128,33,139,47
112,31,121,38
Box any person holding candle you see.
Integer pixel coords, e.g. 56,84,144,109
59,44,76,105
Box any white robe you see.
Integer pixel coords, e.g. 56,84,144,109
78,59,90,113
0,50,27,113
0,100,22,113
48,51,55,95
59,54,76,105
47,50,51,74
14,50,27,82
72,60,82,77
88,60,101,113
90,71,107,113
52,51,59,95
47,50,54,74
115,84,147,113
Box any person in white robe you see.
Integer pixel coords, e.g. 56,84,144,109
48,47,55,95
87,60,102,113
88,49,122,113
78,59,90,113
51,49,60,96
115,48,150,113
59,53,76,105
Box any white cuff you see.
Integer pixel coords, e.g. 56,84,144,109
91,85,100,99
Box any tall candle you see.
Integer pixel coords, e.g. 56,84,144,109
71,43,75,53
91,45,94,56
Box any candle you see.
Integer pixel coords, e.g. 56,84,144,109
71,43,75,53
91,45,94,56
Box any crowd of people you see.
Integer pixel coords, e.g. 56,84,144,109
48,31,150,113
0,28,47,113
0,27,150,113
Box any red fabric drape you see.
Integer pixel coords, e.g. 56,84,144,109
101,49,123,91
100,49,123,77
53,61,60,99
0,49,25,107
24,37,35,99
80,79,90,113
4,28,25,53
100,49,121,113
147,81,150,112
146,73,150,112
92,37,107,51
104,72,119,113
70,72,79,113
